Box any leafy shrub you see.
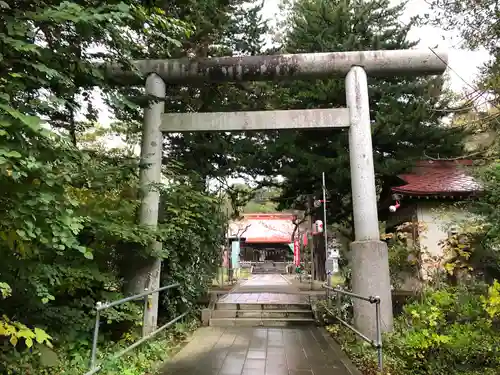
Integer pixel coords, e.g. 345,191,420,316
382,222,423,289
330,282,500,375
0,319,198,375
385,284,499,374
314,291,353,327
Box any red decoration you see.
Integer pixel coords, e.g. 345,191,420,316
293,238,300,266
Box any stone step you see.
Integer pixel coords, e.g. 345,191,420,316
211,309,313,319
251,269,285,274
215,303,311,311
209,317,315,327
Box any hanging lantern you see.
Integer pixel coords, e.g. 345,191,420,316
315,220,324,233
389,201,401,213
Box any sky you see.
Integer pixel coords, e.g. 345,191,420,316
94,0,491,141
261,0,490,92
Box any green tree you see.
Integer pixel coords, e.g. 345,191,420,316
241,0,467,280
0,1,227,372
159,0,273,189
221,183,280,216
104,0,272,190
244,186,281,213
424,0,500,126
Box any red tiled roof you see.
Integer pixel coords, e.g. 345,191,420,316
228,213,296,244
391,160,481,197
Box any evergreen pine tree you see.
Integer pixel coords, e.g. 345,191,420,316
161,0,271,189
108,0,271,189
252,0,467,280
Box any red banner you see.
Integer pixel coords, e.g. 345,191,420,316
293,237,300,266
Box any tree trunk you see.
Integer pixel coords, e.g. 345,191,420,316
313,209,327,281
306,195,315,281
306,194,327,281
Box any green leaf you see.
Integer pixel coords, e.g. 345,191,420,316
6,151,21,158
0,103,42,131
83,249,94,260
34,327,51,344
25,337,33,348
9,335,17,346
0,149,22,158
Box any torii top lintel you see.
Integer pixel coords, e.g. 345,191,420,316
104,49,448,85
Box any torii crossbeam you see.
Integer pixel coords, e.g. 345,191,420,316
106,49,448,340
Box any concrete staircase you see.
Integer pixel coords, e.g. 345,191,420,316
251,262,287,275
210,300,314,327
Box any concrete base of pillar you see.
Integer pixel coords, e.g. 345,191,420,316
350,240,393,340
201,308,212,326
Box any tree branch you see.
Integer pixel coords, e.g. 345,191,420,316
423,150,485,161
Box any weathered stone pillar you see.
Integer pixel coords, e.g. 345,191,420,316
346,66,393,339
132,73,165,335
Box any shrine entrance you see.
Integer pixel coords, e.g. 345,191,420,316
107,49,448,339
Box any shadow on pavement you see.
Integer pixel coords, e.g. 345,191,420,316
159,326,361,375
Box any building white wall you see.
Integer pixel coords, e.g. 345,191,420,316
416,201,468,277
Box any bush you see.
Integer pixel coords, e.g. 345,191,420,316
329,282,500,375
385,283,500,374
0,319,198,375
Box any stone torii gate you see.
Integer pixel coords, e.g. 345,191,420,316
107,49,448,340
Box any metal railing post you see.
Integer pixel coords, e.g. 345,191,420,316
90,302,101,370
336,289,341,314
322,284,383,373
142,288,149,337
325,278,330,302
375,296,383,372
84,283,184,375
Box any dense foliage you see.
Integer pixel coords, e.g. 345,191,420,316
435,163,500,285
221,184,281,217
329,282,500,375
0,0,232,373
424,0,499,110
382,222,422,289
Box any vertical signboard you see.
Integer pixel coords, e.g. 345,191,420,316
231,240,240,269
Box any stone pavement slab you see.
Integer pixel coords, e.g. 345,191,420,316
219,274,307,304
161,326,361,375
218,274,309,305
239,274,290,288
218,292,309,304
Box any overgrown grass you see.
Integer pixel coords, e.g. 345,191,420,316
212,267,251,287
4,319,199,375
330,274,345,286
326,324,385,375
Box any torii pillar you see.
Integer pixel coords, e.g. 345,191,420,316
106,49,448,339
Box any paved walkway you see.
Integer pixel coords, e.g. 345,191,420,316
161,326,360,375
219,274,309,304
161,275,360,375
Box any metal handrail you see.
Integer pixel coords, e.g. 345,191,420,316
322,284,383,372
84,283,186,375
